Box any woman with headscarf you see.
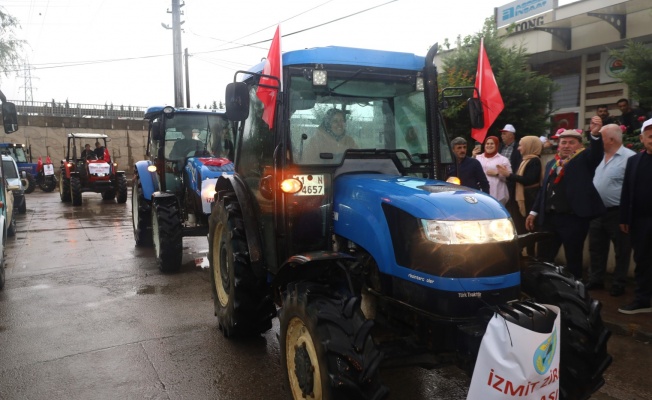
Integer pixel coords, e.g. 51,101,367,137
497,135,544,252
473,135,512,204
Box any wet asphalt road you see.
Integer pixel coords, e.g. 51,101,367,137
0,189,473,400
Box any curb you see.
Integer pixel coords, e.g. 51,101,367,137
603,319,652,342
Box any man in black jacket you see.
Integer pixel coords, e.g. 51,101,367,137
618,117,652,314
525,116,605,279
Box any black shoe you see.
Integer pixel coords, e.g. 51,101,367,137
618,301,652,315
585,281,605,290
610,285,625,297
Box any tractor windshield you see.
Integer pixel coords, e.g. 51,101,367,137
162,114,232,161
11,147,29,163
287,72,452,166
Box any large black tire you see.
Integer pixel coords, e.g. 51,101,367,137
39,175,57,192
70,176,82,206
7,210,16,237
208,193,276,337
151,200,183,273
279,281,388,400
132,176,152,247
521,262,612,400
22,172,36,194
59,175,71,202
18,197,26,214
116,175,128,203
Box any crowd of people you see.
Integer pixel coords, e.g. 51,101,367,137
445,99,652,315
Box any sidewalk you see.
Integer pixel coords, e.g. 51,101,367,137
587,277,652,341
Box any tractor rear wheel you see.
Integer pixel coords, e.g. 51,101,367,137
39,175,57,192
70,176,82,206
116,175,128,203
132,176,152,246
208,193,275,337
59,176,71,202
521,262,612,400
22,172,36,194
152,200,183,273
279,281,387,400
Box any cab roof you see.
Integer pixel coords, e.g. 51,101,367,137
67,133,109,139
143,106,226,121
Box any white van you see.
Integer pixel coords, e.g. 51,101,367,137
2,155,26,214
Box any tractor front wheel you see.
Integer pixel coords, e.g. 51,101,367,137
132,176,152,247
152,200,183,273
70,176,82,206
208,193,275,337
59,175,71,202
116,175,128,203
279,281,387,400
39,175,57,192
22,172,36,194
521,262,612,400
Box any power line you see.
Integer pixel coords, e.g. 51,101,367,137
7,0,397,73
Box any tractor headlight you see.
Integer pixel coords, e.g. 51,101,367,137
421,218,515,244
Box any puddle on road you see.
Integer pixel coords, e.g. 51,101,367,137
136,284,172,295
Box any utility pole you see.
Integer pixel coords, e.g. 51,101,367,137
161,0,185,107
185,48,191,108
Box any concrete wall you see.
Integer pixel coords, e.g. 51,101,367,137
2,114,150,176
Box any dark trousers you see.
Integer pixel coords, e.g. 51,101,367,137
538,212,591,279
631,217,652,305
588,207,632,287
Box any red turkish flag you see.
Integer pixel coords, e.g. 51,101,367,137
471,38,504,143
256,25,282,130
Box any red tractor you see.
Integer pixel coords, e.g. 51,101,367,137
59,133,127,206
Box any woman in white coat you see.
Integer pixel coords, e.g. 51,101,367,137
472,135,512,205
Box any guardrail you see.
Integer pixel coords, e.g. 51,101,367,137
11,100,147,119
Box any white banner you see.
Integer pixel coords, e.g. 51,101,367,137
467,305,561,400
43,164,55,176
88,162,111,176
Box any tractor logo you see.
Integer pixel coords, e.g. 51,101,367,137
533,328,557,375
463,196,478,204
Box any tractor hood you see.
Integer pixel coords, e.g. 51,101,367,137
333,174,508,223
184,157,234,215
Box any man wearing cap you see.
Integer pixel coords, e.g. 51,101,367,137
618,117,652,314
446,136,489,194
500,124,522,223
525,116,606,279
586,124,635,296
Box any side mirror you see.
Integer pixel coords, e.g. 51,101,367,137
151,121,162,141
225,82,250,121
467,98,484,129
2,101,18,134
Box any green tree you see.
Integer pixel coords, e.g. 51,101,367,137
438,19,556,142
0,7,25,80
610,41,652,110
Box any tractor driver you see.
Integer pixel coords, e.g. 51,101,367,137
94,141,105,159
80,144,96,159
303,108,358,163
169,126,204,161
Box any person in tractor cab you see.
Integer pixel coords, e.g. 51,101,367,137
169,126,204,161
210,119,234,160
94,141,105,159
303,108,358,163
80,144,96,159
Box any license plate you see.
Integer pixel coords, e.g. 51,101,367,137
44,164,55,176
293,174,324,196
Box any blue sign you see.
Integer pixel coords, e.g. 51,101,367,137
496,0,554,28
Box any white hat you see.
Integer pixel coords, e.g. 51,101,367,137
642,117,652,133
501,124,516,133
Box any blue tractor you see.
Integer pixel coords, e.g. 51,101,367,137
0,142,57,193
132,106,234,272
207,45,611,399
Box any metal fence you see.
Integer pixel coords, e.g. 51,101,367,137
11,100,148,119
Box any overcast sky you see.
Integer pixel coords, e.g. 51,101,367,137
0,0,577,109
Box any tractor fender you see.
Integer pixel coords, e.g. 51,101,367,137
271,251,356,300
214,174,266,279
134,160,159,201
151,191,178,207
